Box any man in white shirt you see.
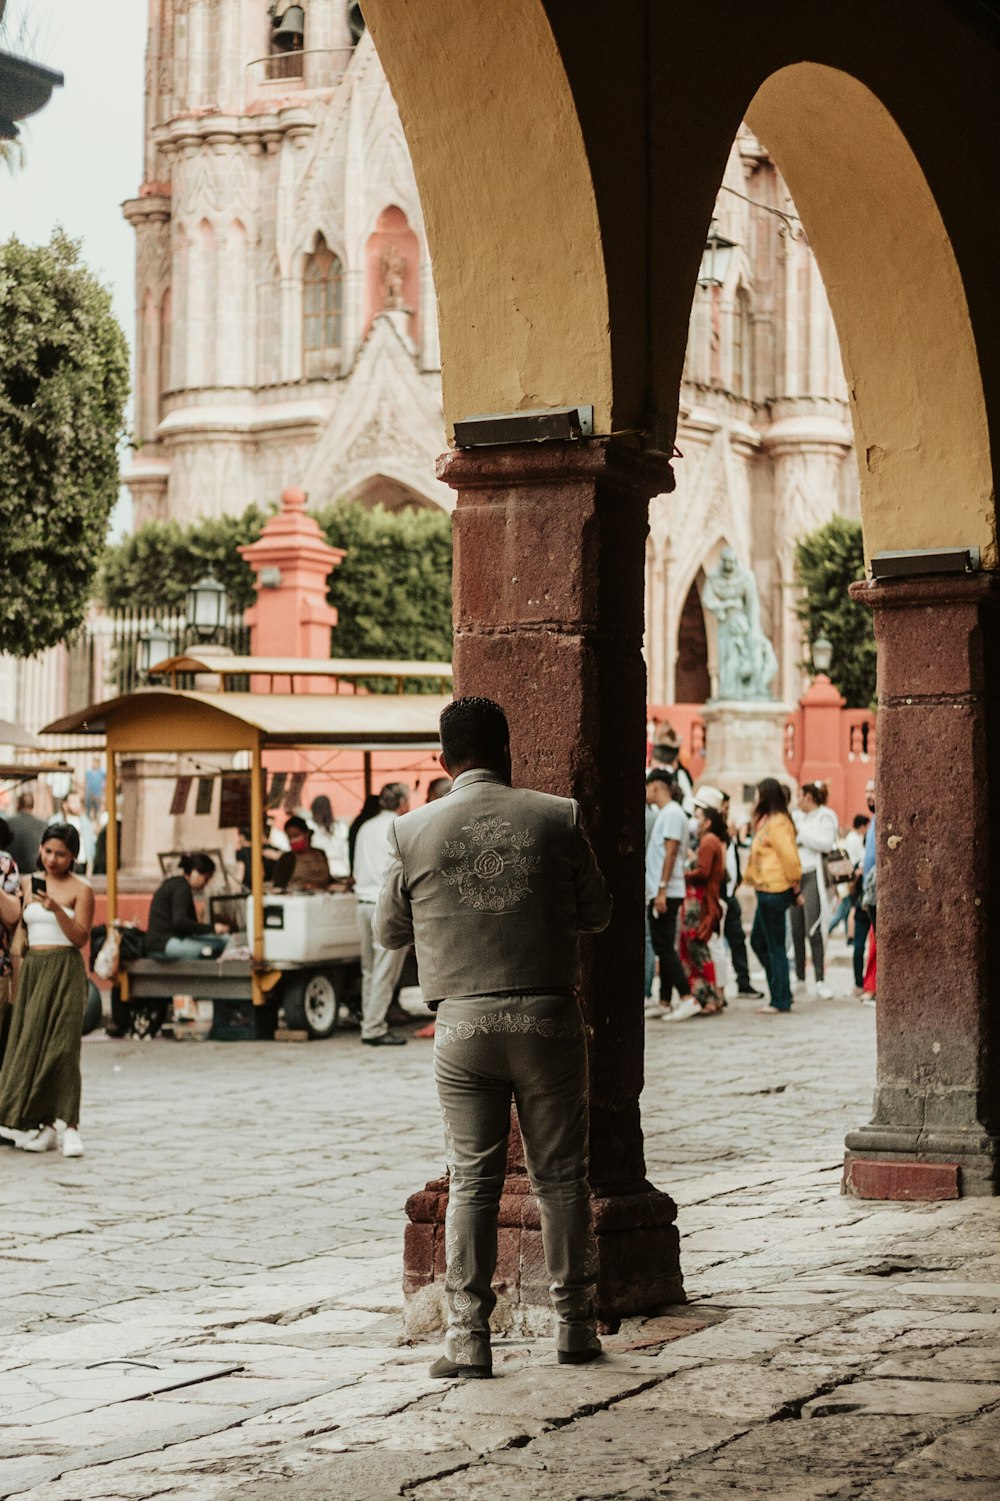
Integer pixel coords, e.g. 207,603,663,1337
644,771,698,1020
353,782,411,1045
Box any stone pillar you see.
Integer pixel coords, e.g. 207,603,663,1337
239,487,344,683
843,573,1000,1198
403,440,685,1329
797,670,847,816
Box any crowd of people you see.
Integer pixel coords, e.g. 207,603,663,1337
644,739,876,1020
0,731,877,1167
0,768,454,1158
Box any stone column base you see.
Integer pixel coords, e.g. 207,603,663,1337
700,700,796,813
844,1120,998,1199
403,1176,684,1340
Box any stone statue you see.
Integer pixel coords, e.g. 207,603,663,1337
379,242,406,310
702,547,778,701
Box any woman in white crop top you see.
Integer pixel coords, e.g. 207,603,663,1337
0,821,94,1158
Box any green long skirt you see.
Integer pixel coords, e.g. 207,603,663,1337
0,948,85,1130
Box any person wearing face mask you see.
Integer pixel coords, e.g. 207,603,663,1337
271,817,333,892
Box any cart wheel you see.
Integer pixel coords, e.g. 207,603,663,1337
282,972,338,1039
82,982,103,1036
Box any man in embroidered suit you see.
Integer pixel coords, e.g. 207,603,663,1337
374,696,612,1379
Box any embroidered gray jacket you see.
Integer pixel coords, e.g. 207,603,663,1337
372,768,612,1002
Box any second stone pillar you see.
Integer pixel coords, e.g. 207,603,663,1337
404,438,685,1327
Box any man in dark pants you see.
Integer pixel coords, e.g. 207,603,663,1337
645,770,699,1021
374,697,612,1377
720,791,763,999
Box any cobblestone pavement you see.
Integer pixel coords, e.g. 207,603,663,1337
1,953,998,1500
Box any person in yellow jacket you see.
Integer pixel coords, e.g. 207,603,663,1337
743,778,802,1014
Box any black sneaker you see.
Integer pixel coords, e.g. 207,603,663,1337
362,1032,407,1046
737,987,765,1000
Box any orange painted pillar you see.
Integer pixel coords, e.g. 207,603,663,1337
797,672,846,814
239,487,344,688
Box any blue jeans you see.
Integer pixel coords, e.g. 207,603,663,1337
852,907,872,988
828,893,852,937
164,935,228,960
643,908,655,999
750,891,793,1011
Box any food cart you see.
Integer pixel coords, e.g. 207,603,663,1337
44,676,449,1037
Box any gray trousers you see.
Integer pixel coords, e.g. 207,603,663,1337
356,901,408,1040
790,868,825,982
433,991,599,1366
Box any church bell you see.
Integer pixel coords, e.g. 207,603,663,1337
271,6,305,51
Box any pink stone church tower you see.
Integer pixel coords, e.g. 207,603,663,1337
123,0,450,531
123,4,859,712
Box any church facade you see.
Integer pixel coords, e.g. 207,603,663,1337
126,0,858,708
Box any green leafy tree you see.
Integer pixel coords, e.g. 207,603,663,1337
0,232,129,654
795,515,876,707
98,506,271,613
98,500,454,681
313,502,453,664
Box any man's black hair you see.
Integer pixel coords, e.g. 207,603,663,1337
645,769,677,791
440,696,510,768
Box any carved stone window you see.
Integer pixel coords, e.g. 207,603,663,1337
303,236,343,376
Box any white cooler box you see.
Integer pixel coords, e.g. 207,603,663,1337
246,891,360,965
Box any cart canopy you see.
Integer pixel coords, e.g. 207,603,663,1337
43,689,451,753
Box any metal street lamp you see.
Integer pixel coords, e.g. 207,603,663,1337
186,575,228,642
811,636,834,675
136,623,173,680
697,222,737,288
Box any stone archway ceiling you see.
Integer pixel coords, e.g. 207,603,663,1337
746,62,993,562
363,1,997,564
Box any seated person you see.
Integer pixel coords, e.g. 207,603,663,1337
146,853,230,959
234,824,280,889
270,817,332,892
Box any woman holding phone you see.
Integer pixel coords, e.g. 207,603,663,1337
0,823,94,1157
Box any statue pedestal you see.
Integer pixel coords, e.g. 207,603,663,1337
700,701,795,813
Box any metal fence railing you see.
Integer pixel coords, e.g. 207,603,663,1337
107,609,250,697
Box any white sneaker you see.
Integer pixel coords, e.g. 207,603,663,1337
662,996,702,1022
62,1128,84,1158
815,981,834,1000
18,1126,58,1153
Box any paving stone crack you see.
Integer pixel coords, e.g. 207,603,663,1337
402,1459,476,1494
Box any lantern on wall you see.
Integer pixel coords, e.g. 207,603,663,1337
810,636,834,675
186,575,228,643
697,222,737,288
137,623,173,680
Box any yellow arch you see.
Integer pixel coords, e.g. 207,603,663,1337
747,64,994,561
363,0,613,433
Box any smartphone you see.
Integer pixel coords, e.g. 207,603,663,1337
31,874,47,896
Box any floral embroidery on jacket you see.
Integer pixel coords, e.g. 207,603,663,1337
440,815,541,913
435,1010,579,1047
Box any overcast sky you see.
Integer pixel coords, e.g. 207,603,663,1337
2,1,147,532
